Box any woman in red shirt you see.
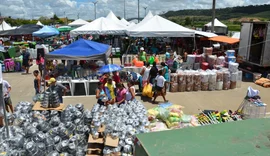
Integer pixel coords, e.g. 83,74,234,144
112,71,120,84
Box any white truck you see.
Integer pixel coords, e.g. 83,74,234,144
238,22,270,73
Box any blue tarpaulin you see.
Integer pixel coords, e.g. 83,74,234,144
33,26,59,38
45,39,111,63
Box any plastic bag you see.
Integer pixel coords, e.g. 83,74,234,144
165,120,180,129
181,114,193,123
168,116,181,123
156,107,169,121
169,112,181,118
168,105,184,109
142,84,153,98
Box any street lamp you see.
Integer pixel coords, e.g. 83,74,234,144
124,0,126,19
211,0,216,32
137,0,140,23
92,1,98,19
143,6,147,17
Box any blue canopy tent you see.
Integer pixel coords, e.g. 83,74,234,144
45,39,111,64
32,26,59,38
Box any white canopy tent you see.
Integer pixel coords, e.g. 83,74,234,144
127,11,153,30
0,21,12,31
70,17,127,37
195,30,217,38
205,18,227,28
232,32,240,39
120,18,130,26
126,15,195,37
68,19,89,26
36,21,44,26
106,11,126,26
204,18,228,35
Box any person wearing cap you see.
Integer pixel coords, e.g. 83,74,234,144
104,77,116,104
139,47,147,62
47,78,67,103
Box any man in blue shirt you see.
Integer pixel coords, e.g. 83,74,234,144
22,49,31,74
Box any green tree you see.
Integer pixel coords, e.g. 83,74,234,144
184,17,192,26
53,14,59,20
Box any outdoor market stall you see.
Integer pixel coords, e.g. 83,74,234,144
45,39,111,96
0,20,13,31
33,26,60,38
204,18,228,35
0,24,43,36
68,19,89,27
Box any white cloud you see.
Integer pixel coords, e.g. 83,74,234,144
0,0,269,21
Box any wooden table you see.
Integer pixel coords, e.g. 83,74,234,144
32,102,66,111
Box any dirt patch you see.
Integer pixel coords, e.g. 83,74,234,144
256,145,261,148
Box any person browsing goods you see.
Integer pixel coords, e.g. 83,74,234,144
47,78,67,103
152,70,169,104
3,80,14,113
139,47,147,62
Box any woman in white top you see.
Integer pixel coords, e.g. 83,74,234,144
126,81,136,101
140,62,151,87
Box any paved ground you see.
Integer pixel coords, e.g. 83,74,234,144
3,59,270,115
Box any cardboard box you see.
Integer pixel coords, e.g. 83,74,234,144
32,102,65,111
105,135,119,147
110,152,121,156
88,134,104,144
87,148,102,155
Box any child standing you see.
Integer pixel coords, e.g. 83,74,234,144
152,70,168,103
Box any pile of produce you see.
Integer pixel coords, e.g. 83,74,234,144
0,102,92,156
196,110,242,125
147,103,199,132
147,103,243,132
90,100,149,155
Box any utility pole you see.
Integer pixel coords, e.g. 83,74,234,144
138,0,140,23
92,1,98,19
124,0,126,19
211,0,216,32
77,13,80,19
143,6,147,17
64,11,67,25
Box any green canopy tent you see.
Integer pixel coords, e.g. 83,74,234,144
57,26,74,32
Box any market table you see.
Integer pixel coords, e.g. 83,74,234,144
86,79,99,95
32,102,66,111
71,79,88,96
135,119,270,156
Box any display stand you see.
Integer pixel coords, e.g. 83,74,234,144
32,102,66,111
86,80,99,95
71,80,88,96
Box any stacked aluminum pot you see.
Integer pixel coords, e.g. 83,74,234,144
0,102,91,156
90,100,149,155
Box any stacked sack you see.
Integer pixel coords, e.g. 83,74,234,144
177,71,186,92
201,71,209,91
223,70,231,90
193,72,201,91
186,71,194,92
208,71,217,91
229,62,240,89
170,73,178,92
216,71,223,90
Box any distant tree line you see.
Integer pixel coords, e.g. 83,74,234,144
163,4,270,20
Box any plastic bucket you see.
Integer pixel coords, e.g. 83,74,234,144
253,73,262,82
226,50,235,57
227,56,236,63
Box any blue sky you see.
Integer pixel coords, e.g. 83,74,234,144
0,0,269,20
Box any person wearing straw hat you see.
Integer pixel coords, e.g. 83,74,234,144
47,78,67,103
